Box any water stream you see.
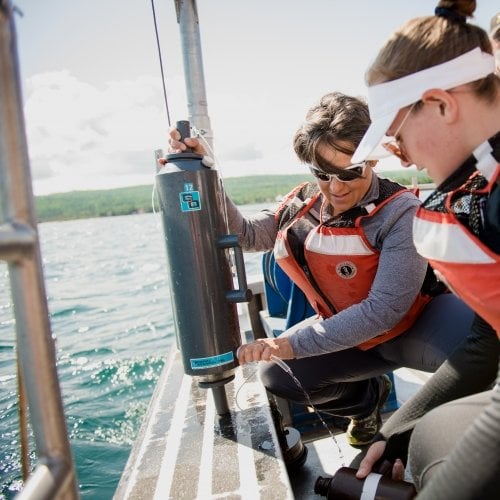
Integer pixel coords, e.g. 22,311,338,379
270,355,345,465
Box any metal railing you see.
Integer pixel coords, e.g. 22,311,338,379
0,1,78,498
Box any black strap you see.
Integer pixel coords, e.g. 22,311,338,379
434,6,466,24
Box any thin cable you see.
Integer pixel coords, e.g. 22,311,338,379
151,183,158,215
191,127,231,231
150,0,171,127
234,364,259,411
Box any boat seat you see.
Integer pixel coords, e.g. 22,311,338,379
259,250,315,335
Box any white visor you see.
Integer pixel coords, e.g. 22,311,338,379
352,48,496,163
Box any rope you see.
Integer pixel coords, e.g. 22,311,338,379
150,0,171,127
17,357,30,481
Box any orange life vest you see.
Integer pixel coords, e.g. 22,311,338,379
274,180,431,350
413,164,500,337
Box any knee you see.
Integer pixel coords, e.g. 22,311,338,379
258,362,305,401
259,362,289,393
408,403,461,490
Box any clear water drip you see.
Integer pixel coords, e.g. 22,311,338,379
270,355,345,465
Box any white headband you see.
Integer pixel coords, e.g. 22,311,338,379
352,47,496,162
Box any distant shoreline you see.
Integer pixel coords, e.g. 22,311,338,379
35,172,434,223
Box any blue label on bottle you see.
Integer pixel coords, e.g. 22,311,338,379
179,190,201,212
179,183,201,212
190,351,234,370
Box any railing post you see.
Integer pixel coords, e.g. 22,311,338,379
0,2,78,498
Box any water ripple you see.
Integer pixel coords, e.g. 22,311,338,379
0,210,264,499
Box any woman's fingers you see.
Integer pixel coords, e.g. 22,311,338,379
356,441,387,478
237,338,294,365
392,458,405,481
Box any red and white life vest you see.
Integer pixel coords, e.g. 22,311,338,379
413,156,500,337
274,182,431,350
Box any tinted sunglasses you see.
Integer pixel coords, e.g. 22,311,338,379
309,162,368,183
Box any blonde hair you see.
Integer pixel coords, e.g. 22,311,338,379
366,0,498,100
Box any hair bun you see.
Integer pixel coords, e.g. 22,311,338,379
434,6,466,24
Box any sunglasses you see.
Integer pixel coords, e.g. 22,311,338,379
382,102,417,162
309,162,368,183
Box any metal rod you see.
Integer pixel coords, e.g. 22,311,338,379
176,0,214,151
0,2,78,498
0,222,36,261
212,386,230,416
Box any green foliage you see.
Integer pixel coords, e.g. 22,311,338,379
34,170,433,223
35,186,155,222
223,174,314,204
378,169,433,187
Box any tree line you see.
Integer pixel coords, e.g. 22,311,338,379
34,171,432,223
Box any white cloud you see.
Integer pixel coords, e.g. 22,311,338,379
24,70,189,194
23,70,308,194
16,0,495,196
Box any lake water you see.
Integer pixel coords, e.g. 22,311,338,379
0,206,267,499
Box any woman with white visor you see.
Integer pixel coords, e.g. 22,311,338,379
353,1,500,499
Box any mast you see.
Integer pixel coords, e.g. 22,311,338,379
174,0,214,151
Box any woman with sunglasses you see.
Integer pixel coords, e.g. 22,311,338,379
164,91,473,448
354,1,500,497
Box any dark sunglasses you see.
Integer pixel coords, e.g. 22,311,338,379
309,162,368,183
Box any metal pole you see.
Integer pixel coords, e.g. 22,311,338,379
0,2,78,498
175,0,214,151
211,386,230,416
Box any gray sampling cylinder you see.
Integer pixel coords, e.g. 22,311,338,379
156,121,251,414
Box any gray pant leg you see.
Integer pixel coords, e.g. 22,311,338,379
409,390,491,489
258,348,394,418
380,314,498,465
376,294,474,372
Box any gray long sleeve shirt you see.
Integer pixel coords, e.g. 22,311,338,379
225,176,427,358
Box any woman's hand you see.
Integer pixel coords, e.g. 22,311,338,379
158,126,208,166
237,337,294,364
356,441,405,481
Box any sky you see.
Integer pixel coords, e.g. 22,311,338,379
11,0,498,195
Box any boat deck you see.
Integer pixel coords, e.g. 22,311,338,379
114,345,293,499
285,366,430,498
115,282,430,499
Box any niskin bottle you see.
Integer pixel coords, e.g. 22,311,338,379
155,121,251,413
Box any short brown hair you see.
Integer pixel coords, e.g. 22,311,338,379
293,92,370,167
